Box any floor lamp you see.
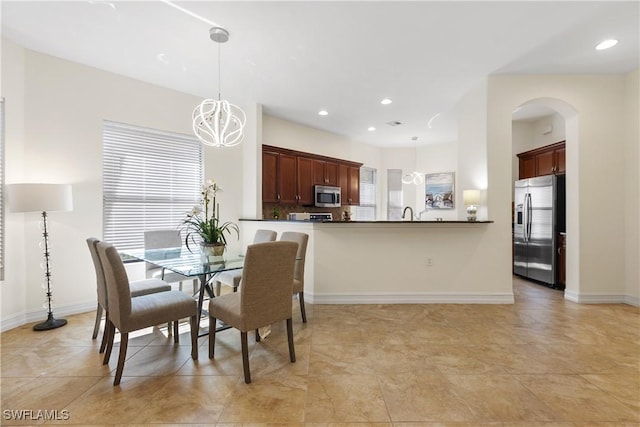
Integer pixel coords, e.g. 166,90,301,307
8,183,73,331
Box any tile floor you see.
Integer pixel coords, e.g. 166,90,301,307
1,277,639,426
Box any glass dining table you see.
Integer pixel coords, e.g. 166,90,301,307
121,246,245,336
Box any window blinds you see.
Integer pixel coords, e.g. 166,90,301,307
103,121,204,250
387,168,403,220
354,167,376,220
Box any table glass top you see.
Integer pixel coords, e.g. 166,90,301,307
122,247,245,277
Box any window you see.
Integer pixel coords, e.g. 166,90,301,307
353,167,376,220
387,168,403,220
103,121,203,250
0,98,4,280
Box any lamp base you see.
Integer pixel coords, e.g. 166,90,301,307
33,314,67,331
466,205,477,222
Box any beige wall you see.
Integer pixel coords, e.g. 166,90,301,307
623,69,639,302
1,39,28,323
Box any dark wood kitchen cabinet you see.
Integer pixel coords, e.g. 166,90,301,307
262,150,279,203
518,141,566,179
313,159,340,186
339,164,360,205
278,153,298,204
262,145,362,206
297,156,314,205
262,149,299,204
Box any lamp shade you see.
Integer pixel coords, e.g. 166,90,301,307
463,189,480,206
7,183,73,213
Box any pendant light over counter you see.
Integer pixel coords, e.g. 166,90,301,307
192,26,246,148
402,136,424,185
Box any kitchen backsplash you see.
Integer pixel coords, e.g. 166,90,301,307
262,203,347,221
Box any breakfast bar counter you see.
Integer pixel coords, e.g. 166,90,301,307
239,218,511,305
240,219,493,224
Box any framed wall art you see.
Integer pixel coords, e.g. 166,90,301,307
425,172,455,209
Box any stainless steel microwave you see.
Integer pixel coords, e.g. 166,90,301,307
314,185,341,208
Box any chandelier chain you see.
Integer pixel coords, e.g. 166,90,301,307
217,40,221,101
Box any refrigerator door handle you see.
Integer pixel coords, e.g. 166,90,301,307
522,193,527,243
526,193,532,242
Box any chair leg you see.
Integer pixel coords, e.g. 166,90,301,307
190,315,198,360
208,316,217,359
241,331,251,384
215,281,222,297
255,329,261,342
92,304,103,339
173,319,179,344
192,279,198,296
99,311,110,354
114,332,128,386
103,320,115,365
287,318,296,363
299,292,307,323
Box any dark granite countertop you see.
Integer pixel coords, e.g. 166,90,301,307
240,218,493,224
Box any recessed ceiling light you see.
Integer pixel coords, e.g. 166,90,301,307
595,39,618,50
318,110,328,116
380,98,392,105
368,126,376,131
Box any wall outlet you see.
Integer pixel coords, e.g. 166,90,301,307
425,257,433,267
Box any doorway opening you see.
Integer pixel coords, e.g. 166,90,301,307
511,97,578,299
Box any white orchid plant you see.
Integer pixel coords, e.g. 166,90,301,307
181,179,239,251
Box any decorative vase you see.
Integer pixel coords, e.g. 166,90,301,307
201,242,225,257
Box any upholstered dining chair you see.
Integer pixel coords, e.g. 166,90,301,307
208,241,298,384
87,237,172,354
280,231,309,323
144,229,198,295
213,229,277,296
97,241,199,386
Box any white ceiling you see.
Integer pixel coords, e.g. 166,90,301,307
1,1,638,147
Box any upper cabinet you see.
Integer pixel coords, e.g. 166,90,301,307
313,159,340,186
297,156,315,205
518,141,566,179
262,145,362,206
339,164,360,205
262,150,279,203
262,149,313,205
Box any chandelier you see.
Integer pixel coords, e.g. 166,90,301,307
193,26,246,147
402,171,424,185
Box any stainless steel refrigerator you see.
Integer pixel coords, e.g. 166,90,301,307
514,175,565,288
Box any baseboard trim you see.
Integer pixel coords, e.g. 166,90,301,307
624,295,640,307
564,291,638,306
1,301,96,333
306,292,515,305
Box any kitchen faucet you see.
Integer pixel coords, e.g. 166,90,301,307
401,206,414,221
417,209,429,220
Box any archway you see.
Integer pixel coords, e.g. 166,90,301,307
511,97,579,299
